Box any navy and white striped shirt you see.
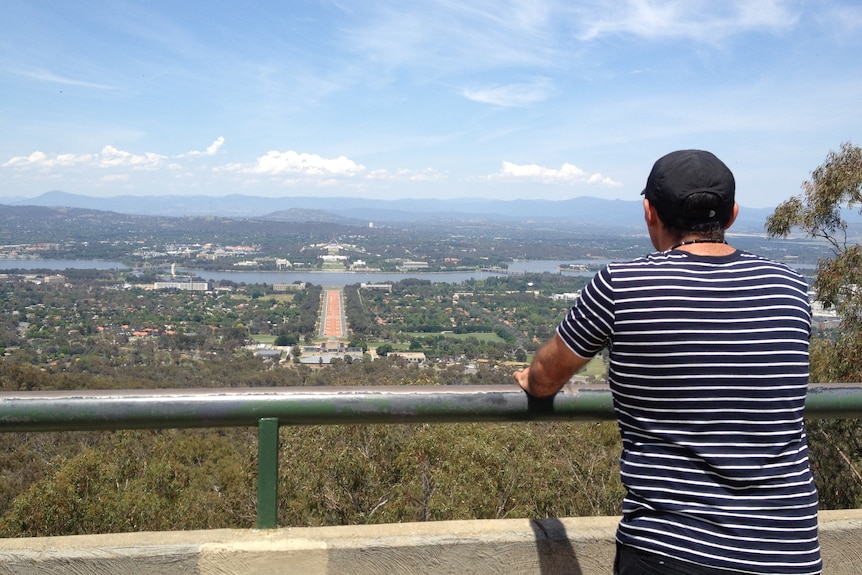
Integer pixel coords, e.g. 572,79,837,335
557,249,822,575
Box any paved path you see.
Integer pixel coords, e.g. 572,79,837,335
321,288,346,338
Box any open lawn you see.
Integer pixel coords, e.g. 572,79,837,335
231,293,295,303
521,354,607,379
265,293,296,303
406,331,505,343
581,356,608,378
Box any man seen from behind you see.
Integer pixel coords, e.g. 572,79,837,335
515,149,822,575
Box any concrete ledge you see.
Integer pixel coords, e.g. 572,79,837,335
0,510,860,574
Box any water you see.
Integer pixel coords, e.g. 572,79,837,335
0,258,597,286
507,259,610,274
190,269,503,285
0,259,129,271
191,259,607,285
0,257,813,286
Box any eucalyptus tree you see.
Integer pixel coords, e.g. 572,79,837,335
766,142,862,508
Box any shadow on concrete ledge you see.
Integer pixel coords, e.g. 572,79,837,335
531,517,583,575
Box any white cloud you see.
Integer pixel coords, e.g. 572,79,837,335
3,150,98,169
3,139,225,172
98,145,167,169
206,137,225,155
487,161,621,186
237,150,366,177
461,78,552,107
3,151,49,168
182,137,225,158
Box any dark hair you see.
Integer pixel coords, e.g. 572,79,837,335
656,192,729,239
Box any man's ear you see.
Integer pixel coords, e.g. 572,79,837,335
724,203,739,230
643,198,660,226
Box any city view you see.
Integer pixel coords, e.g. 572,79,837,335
1,2,861,572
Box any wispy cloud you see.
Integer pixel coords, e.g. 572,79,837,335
16,69,120,92
574,0,798,42
2,1,856,205
461,78,552,107
338,1,800,78
818,2,862,38
338,0,560,74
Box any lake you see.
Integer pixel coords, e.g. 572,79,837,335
188,259,598,285
0,258,597,286
0,259,129,271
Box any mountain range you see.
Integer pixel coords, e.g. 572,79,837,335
5,191,780,234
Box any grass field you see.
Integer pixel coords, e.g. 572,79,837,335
406,331,505,343
265,293,296,303
519,353,607,378
230,293,296,303
581,356,608,378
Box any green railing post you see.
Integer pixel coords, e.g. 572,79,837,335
257,417,279,529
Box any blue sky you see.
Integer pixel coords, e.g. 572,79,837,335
2,1,860,208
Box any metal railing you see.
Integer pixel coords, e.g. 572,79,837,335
1,383,860,528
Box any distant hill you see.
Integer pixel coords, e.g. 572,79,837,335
7,190,780,233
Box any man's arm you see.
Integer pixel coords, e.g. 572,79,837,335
514,332,591,398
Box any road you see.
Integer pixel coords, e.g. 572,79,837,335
320,288,346,338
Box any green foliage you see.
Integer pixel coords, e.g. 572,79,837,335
0,414,623,535
811,335,862,384
275,333,297,346
342,276,581,362
0,345,617,535
375,343,393,356
766,141,862,329
807,342,862,510
276,421,623,528
0,430,256,537
805,419,862,510
8,178,860,533
766,142,862,510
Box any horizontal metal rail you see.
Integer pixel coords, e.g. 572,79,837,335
1,383,860,528
0,384,614,432
1,383,860,432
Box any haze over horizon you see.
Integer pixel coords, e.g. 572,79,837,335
2,1,861,209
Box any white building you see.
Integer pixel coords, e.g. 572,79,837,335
154,280,212,291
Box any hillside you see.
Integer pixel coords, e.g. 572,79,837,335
6,190,782,234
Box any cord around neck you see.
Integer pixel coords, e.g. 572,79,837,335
669,238,728,251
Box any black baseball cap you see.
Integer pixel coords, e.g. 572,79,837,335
641,149,735,226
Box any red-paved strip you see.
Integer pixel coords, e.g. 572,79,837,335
322,288,345,338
